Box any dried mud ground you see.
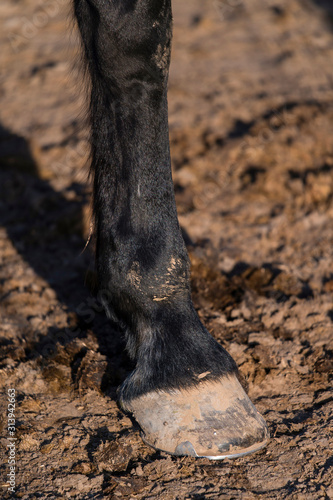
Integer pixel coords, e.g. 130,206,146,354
0,0,333,498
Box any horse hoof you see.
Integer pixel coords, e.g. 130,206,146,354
121,374,269,459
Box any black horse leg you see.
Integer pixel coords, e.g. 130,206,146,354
74,0,268,458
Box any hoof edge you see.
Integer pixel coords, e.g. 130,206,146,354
143,435,269,460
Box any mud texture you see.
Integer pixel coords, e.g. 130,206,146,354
0,0,332,498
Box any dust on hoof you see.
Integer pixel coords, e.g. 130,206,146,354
121,374,269,459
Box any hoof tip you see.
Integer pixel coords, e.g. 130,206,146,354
174,441,198,457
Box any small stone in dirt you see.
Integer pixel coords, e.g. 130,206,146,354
94,440,133,472
71,461,95,475
273,272,312,298
75,350,108,393
42,363,72,393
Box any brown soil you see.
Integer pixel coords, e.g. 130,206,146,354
0,0,332,498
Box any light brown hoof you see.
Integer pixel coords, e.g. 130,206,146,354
121,374,269,459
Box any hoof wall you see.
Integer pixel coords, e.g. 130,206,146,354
122,374,269,459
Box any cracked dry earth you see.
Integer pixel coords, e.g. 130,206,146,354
0,0,333,498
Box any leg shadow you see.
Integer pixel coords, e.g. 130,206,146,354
0,123,131,397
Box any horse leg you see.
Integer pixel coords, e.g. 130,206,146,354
74,0,268,458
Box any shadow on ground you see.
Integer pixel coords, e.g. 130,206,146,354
0,123,131,398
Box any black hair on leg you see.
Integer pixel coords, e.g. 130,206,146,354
73,0,238,403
